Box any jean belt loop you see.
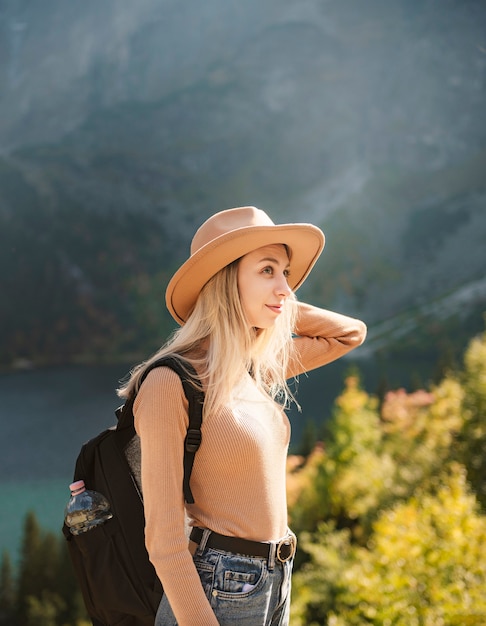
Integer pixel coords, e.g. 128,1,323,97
196,528,211,556
267,541,276,571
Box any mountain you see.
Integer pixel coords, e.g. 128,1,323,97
1,0,485,375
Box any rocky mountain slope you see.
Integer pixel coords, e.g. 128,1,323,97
1,0,485,370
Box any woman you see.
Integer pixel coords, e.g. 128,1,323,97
118,206,366,626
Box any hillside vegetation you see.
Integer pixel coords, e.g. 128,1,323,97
1,0,485,372
288,327,486,624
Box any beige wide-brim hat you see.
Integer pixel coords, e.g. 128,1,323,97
166,206,325,325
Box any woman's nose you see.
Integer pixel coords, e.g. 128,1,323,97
276,275,291,298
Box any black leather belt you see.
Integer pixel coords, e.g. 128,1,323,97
190,527,297,563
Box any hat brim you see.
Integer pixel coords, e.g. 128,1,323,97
166,223,325,325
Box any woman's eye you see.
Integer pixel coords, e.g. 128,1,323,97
261,266,290,277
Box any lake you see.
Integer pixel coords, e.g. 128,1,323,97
0,354,429,563
0,363,127,563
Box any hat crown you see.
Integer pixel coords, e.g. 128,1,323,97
191,206,274,255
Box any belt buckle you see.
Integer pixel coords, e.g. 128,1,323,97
276,533,296,563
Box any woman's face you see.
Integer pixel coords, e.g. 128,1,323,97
237,244,292,329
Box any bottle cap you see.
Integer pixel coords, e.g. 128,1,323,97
69,480,86,495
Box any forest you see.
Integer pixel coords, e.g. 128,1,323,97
1,327,485,625
2,0,485,374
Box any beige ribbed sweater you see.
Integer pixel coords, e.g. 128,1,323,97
134,302,366,625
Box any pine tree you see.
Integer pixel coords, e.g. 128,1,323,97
16,511,43,624
56,539,87,625
0,551,16,624
8,511,89,626
37,532,59,594
460,329,486,508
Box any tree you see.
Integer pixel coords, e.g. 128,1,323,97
4,510,89,626
289,329,486,623
324,375,389,536
16,511,43,624
292,464,486,625
381,377,463,503
330,464,486,625
290,376,393,540
24,591,65,626
0,551,15,624
459,328,486,508
55,542,87,626
290,523,354,626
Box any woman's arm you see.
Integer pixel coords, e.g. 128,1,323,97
288,301,367,378
134,367,219,626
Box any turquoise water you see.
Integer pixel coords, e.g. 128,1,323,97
0,356,429,564
0,360,339,562
0,363,128,564
0,478,68,562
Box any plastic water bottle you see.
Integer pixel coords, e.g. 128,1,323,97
64,480,113,535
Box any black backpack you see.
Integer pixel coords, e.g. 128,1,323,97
62,356,204,626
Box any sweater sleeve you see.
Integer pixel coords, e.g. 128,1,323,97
288,301,367,378
134,367,219,626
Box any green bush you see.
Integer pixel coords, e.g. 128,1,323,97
290,329,486,624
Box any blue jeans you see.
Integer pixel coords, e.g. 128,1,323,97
156,543,293,625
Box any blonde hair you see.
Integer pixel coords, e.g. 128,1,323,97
118,259,298,418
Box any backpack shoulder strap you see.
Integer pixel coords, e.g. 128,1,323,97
117,355,204,504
